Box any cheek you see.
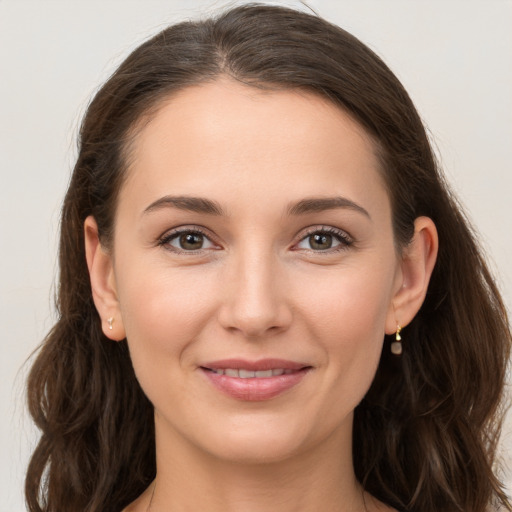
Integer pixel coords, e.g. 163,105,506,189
300,262,393,338
115,264,219,378
298,263,394,388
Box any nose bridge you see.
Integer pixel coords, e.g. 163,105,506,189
218,241,291,337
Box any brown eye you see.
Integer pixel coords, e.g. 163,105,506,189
295,228,352,252
309,233,333,250
179,232,204,250
162,230,216,252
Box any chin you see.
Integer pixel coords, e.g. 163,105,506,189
189,411,345,466
205,431,309,465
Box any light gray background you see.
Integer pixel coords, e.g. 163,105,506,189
1,1,511,510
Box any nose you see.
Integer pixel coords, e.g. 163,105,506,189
217,248,293,339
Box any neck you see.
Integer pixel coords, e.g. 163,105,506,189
146,417,368,512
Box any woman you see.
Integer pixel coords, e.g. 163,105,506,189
25,4,511,512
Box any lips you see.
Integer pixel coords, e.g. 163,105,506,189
209,368,295,378
200,359,312,401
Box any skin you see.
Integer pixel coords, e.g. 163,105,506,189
85,78,438,512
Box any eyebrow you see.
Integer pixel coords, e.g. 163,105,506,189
143,195,225,216
142,195,370,219
287,197,371,219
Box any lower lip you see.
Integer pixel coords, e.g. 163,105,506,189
201,368,311,401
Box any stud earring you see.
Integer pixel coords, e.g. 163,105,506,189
391,324,402,355
107,317,114,331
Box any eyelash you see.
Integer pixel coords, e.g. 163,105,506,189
158,226,218,254
295,226,353,253
157,225,353,255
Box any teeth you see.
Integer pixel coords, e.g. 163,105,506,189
210,368,295,378
255,370,273,378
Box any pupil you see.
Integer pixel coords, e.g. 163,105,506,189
310,233,332,250
180,233,203,250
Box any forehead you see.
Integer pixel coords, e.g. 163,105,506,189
120,78,389,218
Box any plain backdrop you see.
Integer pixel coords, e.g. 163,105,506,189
1,1,511,510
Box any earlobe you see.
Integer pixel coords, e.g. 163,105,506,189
84,216,126,341
386,216,439,334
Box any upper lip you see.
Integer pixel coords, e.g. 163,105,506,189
201,358,310,371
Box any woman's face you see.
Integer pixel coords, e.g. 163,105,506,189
109,79,402,463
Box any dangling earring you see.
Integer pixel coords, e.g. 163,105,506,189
391,324,402,355
107,317,114,331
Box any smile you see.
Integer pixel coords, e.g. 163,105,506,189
200,359,312,401
206,368,296,378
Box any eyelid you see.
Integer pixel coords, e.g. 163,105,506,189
292,225,354,252
158,225,221,254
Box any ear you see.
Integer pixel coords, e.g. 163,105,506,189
84,215,126,341
385,216,439,334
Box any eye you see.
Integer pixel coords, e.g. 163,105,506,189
295,227,352,252
160,229,217,252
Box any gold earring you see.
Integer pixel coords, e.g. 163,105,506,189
107,317,114,331
391,324,402,355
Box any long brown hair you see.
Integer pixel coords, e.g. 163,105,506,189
25,4,511,512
